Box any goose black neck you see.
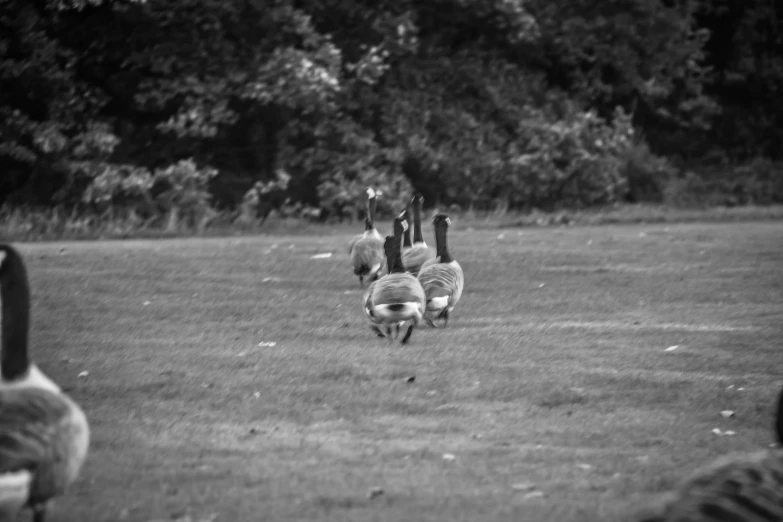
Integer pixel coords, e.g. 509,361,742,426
434,223,452,263
0,245,31,381
384,234,405,274
363,217,373,232
367,195,377,228
776,387,783,445
412,197,424,243
403,224,412,247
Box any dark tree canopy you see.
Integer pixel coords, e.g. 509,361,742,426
1,0,781,220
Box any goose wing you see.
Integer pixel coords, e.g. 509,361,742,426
363,281,380,323
347,233,363,256
419,255,440,274
371,273,425,307
402,244,435,276
0,388,89,505
350,237,385,275
645,450,783,521
418,262,464,310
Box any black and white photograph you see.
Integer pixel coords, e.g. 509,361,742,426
1,0,782,520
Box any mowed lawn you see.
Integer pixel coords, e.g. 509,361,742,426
15,220,783,522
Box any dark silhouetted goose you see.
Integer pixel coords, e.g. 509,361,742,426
0,244,90,522
637,386,783,522
402,193,434,276
417,214,464,328
365,217,426,344
348,188,385,287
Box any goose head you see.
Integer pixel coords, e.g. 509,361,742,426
432,214,452,229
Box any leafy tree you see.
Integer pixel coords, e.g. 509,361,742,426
698,0,783,160
1,0,779,222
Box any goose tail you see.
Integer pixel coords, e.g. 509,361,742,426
0,470,32,520
425,295,449,313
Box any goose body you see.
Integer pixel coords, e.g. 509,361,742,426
402,194,434,276
637,388,783,522
0,245,90,522
365,217,426,344
349,188,385,287
363,216,409,338
417,214,464,328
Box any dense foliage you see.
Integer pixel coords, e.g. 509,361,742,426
1,0,781,226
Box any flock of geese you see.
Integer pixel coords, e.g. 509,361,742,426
349,189,464,345
0,191,780,521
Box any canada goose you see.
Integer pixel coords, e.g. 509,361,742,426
348,188,385,288
367,217,426,344
402,193,434,276
637,387,783,522
0,244,90,522
363,216,409,338
417,214,464,328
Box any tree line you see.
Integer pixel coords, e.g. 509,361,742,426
1,0,781,227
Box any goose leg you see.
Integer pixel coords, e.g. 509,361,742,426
370,325,385,337
395,323,401,339
386,326,393,341
443,310,449,328
359,275,364,288
401,324,415,344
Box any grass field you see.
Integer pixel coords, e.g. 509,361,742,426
14,220,783,521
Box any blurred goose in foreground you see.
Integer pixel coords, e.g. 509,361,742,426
0,244,90,522
363,216,408,338
637,386,783,522
417,214,464,328
366,217,426,344
348,188,385,288
402,193,434,276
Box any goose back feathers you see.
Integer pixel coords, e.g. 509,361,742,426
637,388,783,522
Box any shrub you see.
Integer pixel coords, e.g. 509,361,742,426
318,163,413,221
663,158,783,207
498,105,635,209
621,139,679,203
732,158,783,205
151,159,217,231
80,157,219,230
